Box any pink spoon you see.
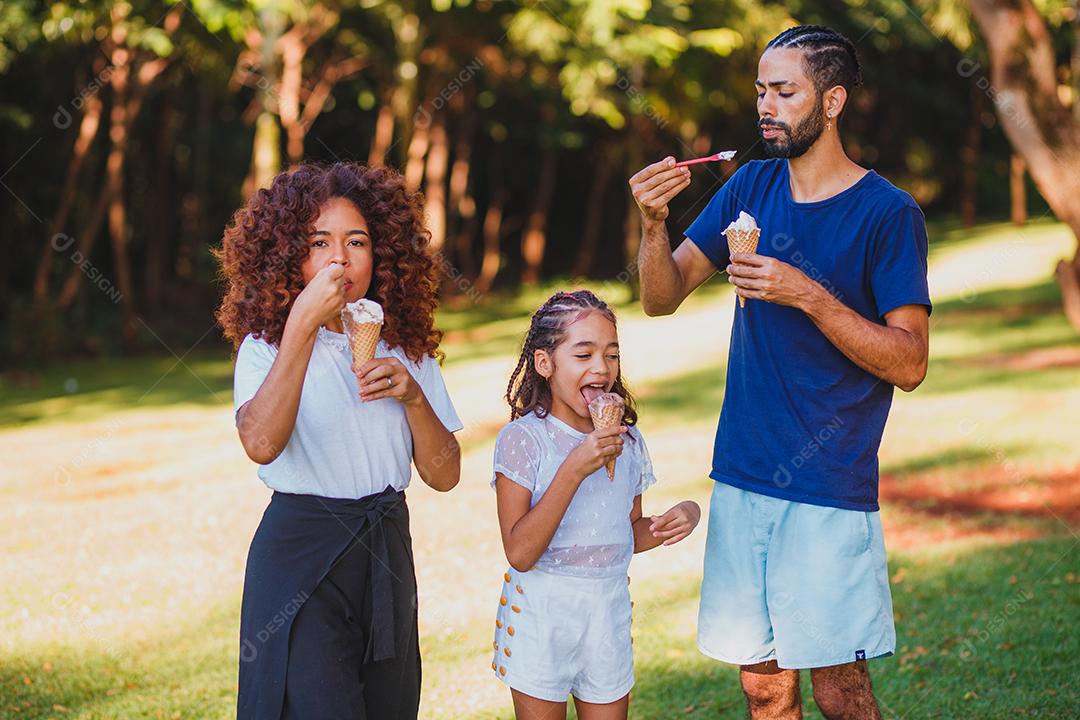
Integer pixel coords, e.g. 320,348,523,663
674,150,737,167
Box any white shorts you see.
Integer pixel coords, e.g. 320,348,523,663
491,566,634,704
698,481,896,669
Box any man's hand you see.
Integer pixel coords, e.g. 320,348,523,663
629,156,691,223
726,253,820,309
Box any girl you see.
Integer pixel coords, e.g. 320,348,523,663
216,162,463,719
490,290,701,719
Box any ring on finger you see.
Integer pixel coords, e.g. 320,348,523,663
387,377,393,387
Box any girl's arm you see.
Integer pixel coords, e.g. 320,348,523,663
236,263,345,464
496,425,626,572
631,496,701,553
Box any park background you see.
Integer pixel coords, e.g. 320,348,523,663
1,0,1078,717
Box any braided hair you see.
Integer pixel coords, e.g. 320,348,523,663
505,289,638,426
766,25,863,96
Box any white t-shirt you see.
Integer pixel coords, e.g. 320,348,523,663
233,325,463,499
491,410,657,578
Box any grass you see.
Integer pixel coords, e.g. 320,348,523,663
1,218,1079,719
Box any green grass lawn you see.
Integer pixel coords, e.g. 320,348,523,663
2,219,1078,719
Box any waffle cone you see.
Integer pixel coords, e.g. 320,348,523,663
589,403,625,480
725,227,760,308
343,320,381,374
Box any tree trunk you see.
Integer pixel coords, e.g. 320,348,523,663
246,112,281,196
242,8,284,196
960,83,984,228
968,0,1080,330
404,120,429,192
56,183,111,310
571,143,615,277
448,89,477,277
278,31,306,166
475,152,507,296
145,88,176,312
1010,154,1028,225
1073,0,1080,122
422,110,449,253
623,128,645,300
178,81,212,280
33,72,104,311
1056,253,1080,330
368,100,395,167
521,147,557,285
105,47,137,345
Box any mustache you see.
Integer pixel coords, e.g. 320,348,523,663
759,120,789,131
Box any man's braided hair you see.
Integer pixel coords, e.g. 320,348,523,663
505,289,638,426
766,25,863,97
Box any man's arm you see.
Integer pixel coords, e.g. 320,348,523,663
805,298,928,392
639,231,717,317
727,253,929,391
629,157,716,316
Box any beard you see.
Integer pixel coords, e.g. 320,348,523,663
761,99,826,159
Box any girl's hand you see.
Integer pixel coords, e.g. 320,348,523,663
564,425,628,480
291,262,346,332
356,357,423,406
649,500,701,546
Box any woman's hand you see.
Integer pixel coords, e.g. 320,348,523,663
290,262,346,332
356,357,423,405
563,425,628,480
649,500,701,546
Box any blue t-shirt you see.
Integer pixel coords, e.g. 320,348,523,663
685,159,931,512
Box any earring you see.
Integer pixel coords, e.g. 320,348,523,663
826,114,833,130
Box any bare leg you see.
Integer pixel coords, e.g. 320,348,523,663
573,692,630,720
810,661,881,720
740,660,802,720
512,688,567,720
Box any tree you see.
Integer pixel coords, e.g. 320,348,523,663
965,0,1080,330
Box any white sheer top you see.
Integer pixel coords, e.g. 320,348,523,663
491,410,657,578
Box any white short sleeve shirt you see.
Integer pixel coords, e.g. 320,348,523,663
233,326,463,499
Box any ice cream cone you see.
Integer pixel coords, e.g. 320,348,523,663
724,212,761,308
344,321,380,369
588,393,625,480
341,299,384,387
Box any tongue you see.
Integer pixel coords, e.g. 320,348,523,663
581,385,606,406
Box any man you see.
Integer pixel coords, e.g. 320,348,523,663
629,25,931,720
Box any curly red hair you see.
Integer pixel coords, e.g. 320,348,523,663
215,162,442,363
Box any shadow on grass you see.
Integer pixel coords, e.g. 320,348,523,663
0,350,234,429
880,445,1034,479
0,597,241,719
635,364,726,429
624,535,1079,719
925,216,1065,257
881,462,1080,529
931,279,1063,324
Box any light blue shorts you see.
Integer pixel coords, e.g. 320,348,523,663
697,481,896,669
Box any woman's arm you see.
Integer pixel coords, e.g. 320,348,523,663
235,317,317,464
405,394,460,491
235,263,345,464
495,425,625,572
631,496,701,553
353,357,461,491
